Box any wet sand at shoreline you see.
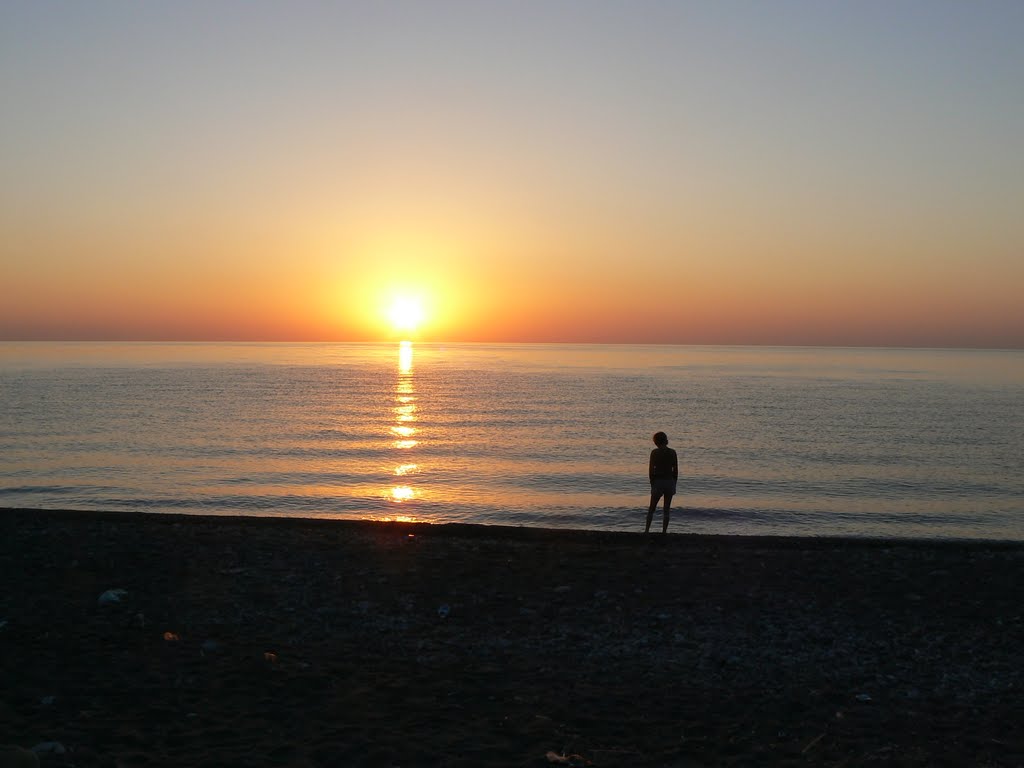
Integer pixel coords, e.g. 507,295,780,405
1,508,1022,767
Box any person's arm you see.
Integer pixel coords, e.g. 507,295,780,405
671,449,678,479
649,450,657,482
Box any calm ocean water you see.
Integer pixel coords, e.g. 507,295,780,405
2,342,1023,540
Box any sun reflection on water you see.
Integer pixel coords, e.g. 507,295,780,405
390,485,414,501
388,341,421,504
398,340,413,375
381,514,418,523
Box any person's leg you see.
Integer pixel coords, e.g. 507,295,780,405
661,493,673,533
646,490,662,533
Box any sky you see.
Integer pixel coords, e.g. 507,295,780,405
2,1,1022,347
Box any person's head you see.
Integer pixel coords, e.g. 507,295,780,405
653,431,668,447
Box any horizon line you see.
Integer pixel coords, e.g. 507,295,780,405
2,338,1022,353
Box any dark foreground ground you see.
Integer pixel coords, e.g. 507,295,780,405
1,508,1022,767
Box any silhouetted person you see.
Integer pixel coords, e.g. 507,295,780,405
646,431,677,533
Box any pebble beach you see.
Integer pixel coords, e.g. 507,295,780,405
1,508,1022,767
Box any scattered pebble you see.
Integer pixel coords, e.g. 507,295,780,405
545,751,588,766
97,589,127,606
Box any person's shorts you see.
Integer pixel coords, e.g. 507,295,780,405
650,477,677,496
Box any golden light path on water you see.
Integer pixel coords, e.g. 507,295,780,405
386,340,420,518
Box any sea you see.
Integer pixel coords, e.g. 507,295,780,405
2,342,1023,540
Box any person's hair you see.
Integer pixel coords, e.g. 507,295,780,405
653,431,668,447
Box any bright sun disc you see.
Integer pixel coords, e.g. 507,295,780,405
388,297,424,333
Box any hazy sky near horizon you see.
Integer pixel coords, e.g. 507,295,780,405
2,1,1023,347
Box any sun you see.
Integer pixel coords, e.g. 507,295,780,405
387,296,425,334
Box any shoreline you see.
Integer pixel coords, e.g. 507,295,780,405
2,507,1023,766
4,506,1024,549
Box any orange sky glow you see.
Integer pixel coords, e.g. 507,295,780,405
2,4,1022,348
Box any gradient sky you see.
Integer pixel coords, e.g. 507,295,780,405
2,1,1022,347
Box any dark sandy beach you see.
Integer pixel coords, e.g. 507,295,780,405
1,508,1022,767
